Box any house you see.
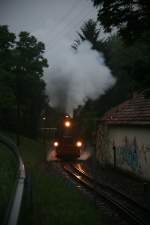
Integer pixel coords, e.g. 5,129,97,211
96,89,150,180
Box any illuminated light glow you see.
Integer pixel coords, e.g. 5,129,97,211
76,164,85,173
76,141,82,147
54,141,59,147
76,175,81,179
64,121,71,127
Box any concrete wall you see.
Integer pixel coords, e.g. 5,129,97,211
96,124,150,180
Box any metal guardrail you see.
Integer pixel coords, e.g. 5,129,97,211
0,134,26,225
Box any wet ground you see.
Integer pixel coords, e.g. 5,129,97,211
45,161,128,225
77,158,150,210
47,146,150,210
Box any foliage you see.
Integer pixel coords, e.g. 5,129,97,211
0,143,17,223
73,19,100,49
104,34,150,88
0,26,16,107
0,25,48,138
91,0,150,42
74,14,150,139
73,19,105,54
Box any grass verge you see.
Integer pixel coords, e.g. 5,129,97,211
3,136,113,225
0,143,17,223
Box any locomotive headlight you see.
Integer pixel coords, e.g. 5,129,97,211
54,141,59,147
64,121,71,127
76,141,82,147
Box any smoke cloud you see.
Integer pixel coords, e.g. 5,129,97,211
45,39,115,114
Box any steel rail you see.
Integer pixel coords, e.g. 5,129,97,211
63,164,149,225
0,134,26,225
72,164,150,213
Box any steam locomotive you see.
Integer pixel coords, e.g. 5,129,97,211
52,115,84,159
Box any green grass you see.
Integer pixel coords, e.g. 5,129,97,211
0,143,17,223
1,136,113,225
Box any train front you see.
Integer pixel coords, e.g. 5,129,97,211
53,115,83,159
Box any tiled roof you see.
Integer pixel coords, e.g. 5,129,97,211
101,89,150,125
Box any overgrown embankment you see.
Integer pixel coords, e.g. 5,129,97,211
0,142,17,223
18,137,114,225
1,135,113,225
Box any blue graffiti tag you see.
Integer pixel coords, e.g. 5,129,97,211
118,143,138,170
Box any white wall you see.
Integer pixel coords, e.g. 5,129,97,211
96,125,150,180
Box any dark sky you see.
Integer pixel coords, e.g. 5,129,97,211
0,0,96,52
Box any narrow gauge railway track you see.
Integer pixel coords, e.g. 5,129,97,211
62,163,149,225
72,164,150,212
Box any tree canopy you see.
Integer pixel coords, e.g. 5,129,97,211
74,15,150,141
0,25,48,138
91,0,150,42
77,19,100,46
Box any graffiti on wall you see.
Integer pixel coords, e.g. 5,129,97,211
117,136,139,171
96,126,150,178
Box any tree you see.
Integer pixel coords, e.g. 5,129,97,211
78,19,100,45
72,19,104,51
72,20,106,140
0,26,49,139
0,26,16,98
0,26,17,131
12,32,48,139
104,34,150,88
91,0,150,42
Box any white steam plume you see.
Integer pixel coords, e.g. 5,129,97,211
45,39,115,114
